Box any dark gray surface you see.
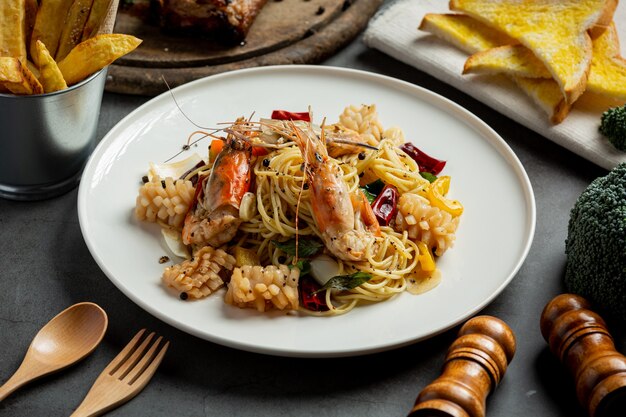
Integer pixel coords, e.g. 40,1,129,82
1,16,623,417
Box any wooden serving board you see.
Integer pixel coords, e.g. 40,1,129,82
106,0,384,95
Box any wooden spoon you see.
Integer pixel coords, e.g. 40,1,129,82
0,302,108,401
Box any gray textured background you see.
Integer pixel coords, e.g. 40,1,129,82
1,6,623,417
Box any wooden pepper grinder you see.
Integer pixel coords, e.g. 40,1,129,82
540,293,626,417
408,315,516,417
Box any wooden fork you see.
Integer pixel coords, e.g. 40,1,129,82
70,329,169,417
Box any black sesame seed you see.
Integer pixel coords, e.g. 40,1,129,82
358,152,366,160
303,183,309,190
180,292,189,300
316,6,325,15
278,256,287,264
262,158,270,167
142,175,149,183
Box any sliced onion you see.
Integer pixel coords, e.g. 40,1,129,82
309,254,341,286
148,153,204,181
161,228,190,260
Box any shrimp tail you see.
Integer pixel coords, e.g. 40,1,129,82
351,191,381,237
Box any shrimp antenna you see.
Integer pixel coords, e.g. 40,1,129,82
319,117,327,146
162,75,218,130
223,128,250,141
331,140,379,151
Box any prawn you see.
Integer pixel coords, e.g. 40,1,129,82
289,123,381,262
324,124,378,158
182,130,252,248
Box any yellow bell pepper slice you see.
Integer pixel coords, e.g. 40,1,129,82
416,241,436,272
427,176,464,217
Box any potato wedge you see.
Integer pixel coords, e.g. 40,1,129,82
30,0,75,65
0,0,27,63
58,34,142,85
56,0,95,61
35,40,68,93
82,0,113,41
0,57,43,95
26,60,40,78
24,0,38,54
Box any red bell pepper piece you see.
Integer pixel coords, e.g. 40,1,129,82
371,184,399,226
271,110,311,122
300,277,329,312
400,143,446,175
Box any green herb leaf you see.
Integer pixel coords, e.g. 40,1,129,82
314,272,372,293
271,238,323,258
420,172,437,183
364,179,385,196
289,259,311,276
360,187,377,204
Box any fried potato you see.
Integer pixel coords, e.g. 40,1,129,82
56,0,95,61
82,0,113,41
35,40,68,93
30,0,75,65
0,57,44,95
58,34,142,85
26,60,40,78
0,0,27,63
24,0,38,52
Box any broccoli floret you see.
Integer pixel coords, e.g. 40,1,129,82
564,163,626,320
600,105,626,151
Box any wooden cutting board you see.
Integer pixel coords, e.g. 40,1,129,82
106,0,384,95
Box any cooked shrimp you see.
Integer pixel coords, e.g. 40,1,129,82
258,119,376,158
289,124,380,262
324,124,377,158
182,132,252,247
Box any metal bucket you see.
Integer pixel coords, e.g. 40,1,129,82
0,68,107,201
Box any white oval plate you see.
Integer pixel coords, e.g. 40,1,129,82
78,66,535,357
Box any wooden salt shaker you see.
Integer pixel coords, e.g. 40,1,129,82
408,315,516,417
540,293,626,417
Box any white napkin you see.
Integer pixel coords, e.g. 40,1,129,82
363,0,626,170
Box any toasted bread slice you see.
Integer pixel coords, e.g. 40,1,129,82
419,13,570,122
464,45,551,78
464,22,626,101
512,77,571,124
449,0,619,104
589,22,626,100
419,13,517,54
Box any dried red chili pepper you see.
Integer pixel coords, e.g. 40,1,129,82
271,110,311,122
299,277,329,312
371,184,399,226
400,143,446,175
